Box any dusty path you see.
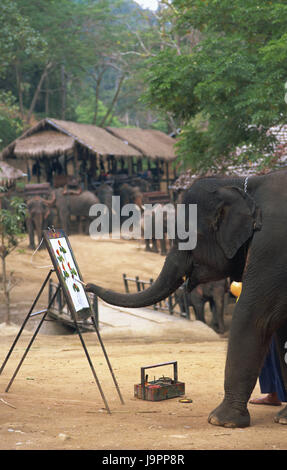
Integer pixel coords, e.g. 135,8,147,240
0,333,286,451
0,236,287,451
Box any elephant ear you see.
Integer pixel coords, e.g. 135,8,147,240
212,186,262,259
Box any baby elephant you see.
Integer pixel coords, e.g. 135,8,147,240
176,279,229,334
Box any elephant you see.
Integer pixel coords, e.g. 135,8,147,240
175,279,228,334
26,196,55,250
116,183,143,208
85,169,287,428
95,183,114,232
114,182,143,227
47,188,99,234
141,203,175,255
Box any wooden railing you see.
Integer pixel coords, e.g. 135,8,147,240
122,273,190,319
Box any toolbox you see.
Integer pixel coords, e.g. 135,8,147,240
134,361,185,401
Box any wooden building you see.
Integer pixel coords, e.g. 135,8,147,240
1,118,177,193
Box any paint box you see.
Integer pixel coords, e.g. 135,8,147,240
134,361,185,401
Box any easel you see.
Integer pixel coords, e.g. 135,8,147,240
0,229,124,414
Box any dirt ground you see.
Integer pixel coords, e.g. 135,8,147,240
1,235,287,451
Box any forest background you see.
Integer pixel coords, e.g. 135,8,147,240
1,0,287,173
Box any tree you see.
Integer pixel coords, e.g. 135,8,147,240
0,91,23,149
0,0,176,132
0,193,26,324
142,0,287,172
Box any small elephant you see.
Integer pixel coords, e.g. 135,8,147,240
142,203,175,255
26,196,55,250
115,182,143,210
176,279,228,334
95,183,114,232
46,188,100,234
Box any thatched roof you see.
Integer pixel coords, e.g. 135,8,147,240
0,161,26,185
49,119,142,158
1,118,177,162
1,118,143,160
106,127,177,161
14,130,75,158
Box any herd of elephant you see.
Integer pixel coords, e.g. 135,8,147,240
26,181,143,250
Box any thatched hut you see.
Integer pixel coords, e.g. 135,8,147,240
1,118,177,193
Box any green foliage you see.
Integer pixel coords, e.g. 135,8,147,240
0,196,27,258
0,193,26,323
75,96,121,127
0,0,170,130
143,0,287,172
0,0,47,77
0,92,23,149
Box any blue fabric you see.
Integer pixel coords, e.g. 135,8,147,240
259,338,287,402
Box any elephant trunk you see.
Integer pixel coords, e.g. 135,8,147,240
85,247,190,308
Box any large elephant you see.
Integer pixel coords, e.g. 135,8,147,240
86,170,287,428
47,188,99,234
176,279,228,334
26,196,55,249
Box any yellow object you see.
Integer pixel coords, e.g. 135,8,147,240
230,281,242,299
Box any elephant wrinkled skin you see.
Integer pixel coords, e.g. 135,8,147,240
86,170,287,428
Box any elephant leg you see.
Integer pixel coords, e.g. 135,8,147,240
210,297,225,334
145,239,151,251
151,238,159,253
85,217,91,235
27,219,35,250
208,297,271,428
59,210,69,234
160,237,167,256
175,289,186,315
209,300,219,332
193,301,205,323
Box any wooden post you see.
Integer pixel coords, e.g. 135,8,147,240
73,146,79,178
166,161,170,193
123,274,129,293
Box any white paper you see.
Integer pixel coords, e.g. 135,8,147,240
50,237,89,312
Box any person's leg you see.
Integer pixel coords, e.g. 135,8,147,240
250,338,284,406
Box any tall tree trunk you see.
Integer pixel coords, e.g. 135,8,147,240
15,61,24,120
45,74,50,115
61,64,67,120
99,74,125,127
92,67,106,125
26,62,53,124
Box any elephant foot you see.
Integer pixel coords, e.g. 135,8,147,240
208,400,250,428
274,405,287,425
212,324,225,335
